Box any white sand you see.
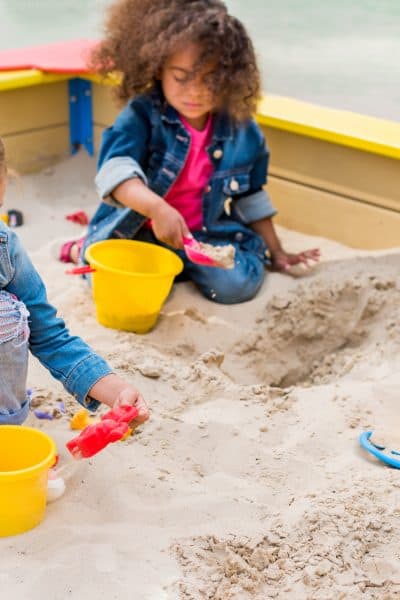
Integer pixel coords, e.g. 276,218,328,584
1,154,400,599
196,242,235,269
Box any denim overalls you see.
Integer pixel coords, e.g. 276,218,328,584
0,222,111,424
83,88,277,304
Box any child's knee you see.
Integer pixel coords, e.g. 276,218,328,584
0,291,30,424
199,266,265,305
206,280,261,304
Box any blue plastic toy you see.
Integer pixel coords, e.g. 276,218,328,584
359,431,400,469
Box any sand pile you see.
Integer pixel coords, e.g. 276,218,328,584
230,257,399,387
196,241,235,269
173,480,400,599
1,155,399,599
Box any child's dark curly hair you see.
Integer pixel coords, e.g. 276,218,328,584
91,0,261,121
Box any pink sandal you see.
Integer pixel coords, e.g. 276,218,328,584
59,238,84,263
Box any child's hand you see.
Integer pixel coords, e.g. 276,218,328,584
150,201,190,249
89,374,149,428
112,386,149,429
272,248,320,274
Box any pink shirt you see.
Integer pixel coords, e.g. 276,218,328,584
146,114,213,233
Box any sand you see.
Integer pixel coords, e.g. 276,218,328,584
1,154,400,599
196,242,236,269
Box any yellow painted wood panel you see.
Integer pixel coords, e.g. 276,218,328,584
94,124,106,155
268,176,400,250
261,126,400,213
3,126,70,173
0,82,69,136
92,82,119,127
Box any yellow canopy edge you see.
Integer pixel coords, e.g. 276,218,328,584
0,69,70,91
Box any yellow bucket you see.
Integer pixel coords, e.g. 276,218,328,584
0,426,56,537
85,239,183,333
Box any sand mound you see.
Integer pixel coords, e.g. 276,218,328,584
230,256,399,387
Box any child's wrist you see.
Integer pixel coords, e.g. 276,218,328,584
88,374,126,408
269,244,284,257
148,197,168,220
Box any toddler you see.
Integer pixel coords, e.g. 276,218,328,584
0,138,149,426
63,0,319,304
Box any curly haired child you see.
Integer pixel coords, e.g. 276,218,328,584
63,0,319,304
0,138,149,425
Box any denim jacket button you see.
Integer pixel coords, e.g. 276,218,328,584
202,226,207,232
205,185,211,193
230,179,239,191
213,149,223,159
235,232,243,242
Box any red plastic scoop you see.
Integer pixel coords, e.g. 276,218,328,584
65,210,89,225
100,405,139,423
66,405,139,459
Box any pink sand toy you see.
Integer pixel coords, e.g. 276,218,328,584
66,405,139,459
183,236,226,268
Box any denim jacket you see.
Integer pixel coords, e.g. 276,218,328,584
0,222,112,410
83,87,277,255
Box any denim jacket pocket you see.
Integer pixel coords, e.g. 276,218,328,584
222,173,251,197
0,231,13,287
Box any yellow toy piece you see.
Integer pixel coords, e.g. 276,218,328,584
120,428,133,441
0,214,9,225
70,408,91,430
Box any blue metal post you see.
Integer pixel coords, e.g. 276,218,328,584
68,78,94,156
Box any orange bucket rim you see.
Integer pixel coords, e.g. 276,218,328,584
84,239,183,279
0,425,56,480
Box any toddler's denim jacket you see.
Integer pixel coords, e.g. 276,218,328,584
0,222,112,414
83,87,277,257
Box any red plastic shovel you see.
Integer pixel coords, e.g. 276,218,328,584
66,405,139,459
